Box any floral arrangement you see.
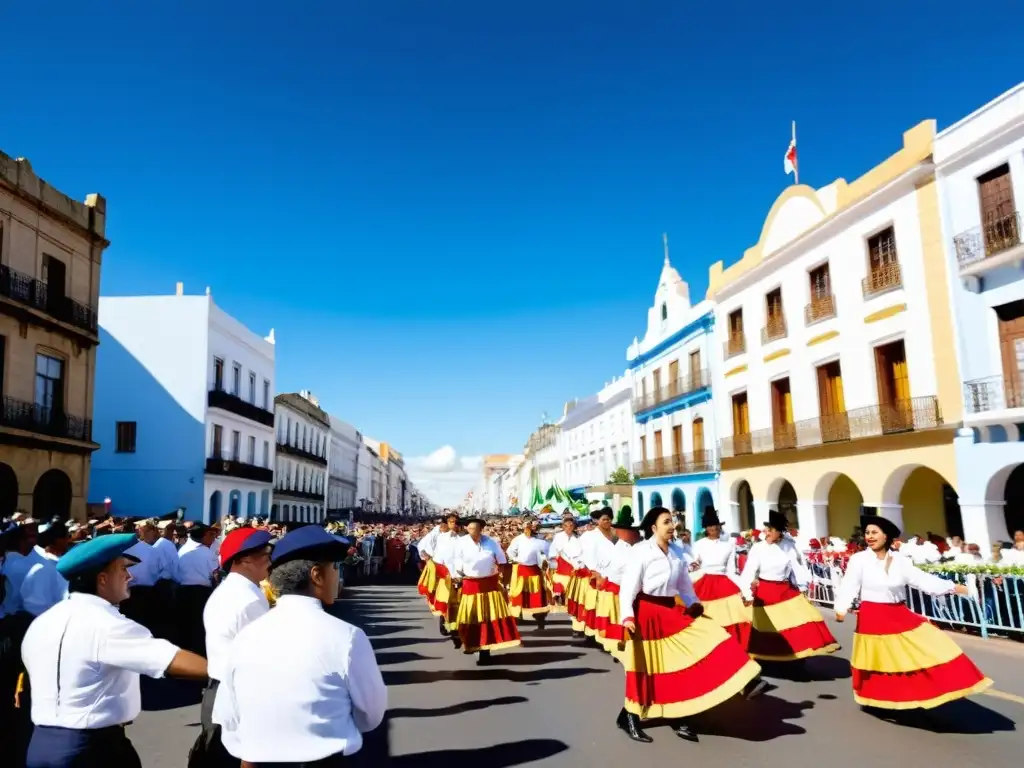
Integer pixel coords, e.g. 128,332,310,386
919,563,1024,577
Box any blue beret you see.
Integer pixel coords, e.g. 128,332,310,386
57,533,141,579
271,526,347,568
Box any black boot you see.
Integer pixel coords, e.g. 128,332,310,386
536,615,546,631
439,616,449,637
673,722,698,742
616,708,652,743
744,677,769,699
451,634,463,650
477,650,491,666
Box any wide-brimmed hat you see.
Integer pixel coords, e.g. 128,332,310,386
700,509,723,529
462,516,487,527
639,506,672,539
860,514,901,541
763,511,789,532
612,508,639,530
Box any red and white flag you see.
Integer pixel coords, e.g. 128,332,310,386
784,121,798,182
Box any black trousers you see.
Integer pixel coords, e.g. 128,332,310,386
26,725,141,768
187,680,239,768
247,754,348,767
177,585,213,655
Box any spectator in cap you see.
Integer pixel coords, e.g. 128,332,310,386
21,533,207,768
214,526,386,764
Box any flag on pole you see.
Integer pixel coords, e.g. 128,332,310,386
784,121,798,183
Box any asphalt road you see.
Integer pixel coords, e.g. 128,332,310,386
129,584,1024,767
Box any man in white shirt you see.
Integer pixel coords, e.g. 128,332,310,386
21,519,70,617
215,526,386,765
151,520,180,640
176,523,220,655
21,532,207,768
119,519,163,633
190,527,272,768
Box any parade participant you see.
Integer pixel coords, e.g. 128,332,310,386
690,509,751,647
119,520,163,633
506,514,552,628
21,533,208,768
214,526,387,765
581,507,616,638
547,512,578,611
416,515,448,606
384,529,407,575
452,517,521,664
1,519,44,617
594,508,640,656
21,519,70,617
151,521,179,640
431,517,464,642
739,511,840,661
617,507,761,744
175,524,220,655
834,515,993,710
566,511,600,637
189,527,273,768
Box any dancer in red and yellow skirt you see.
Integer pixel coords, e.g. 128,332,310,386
561,516,589,639
547,513,578,612
581,507,616,639
739,511,840,661
617,507,762,743
690,509,752,648
416,515,448,608
594,507,639,657
431,516,464,644
506,514,553,628
452,517,521,665
835,515,992,711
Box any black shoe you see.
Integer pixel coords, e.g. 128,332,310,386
536,617,546,631
439,617,449,637
451,635,463,650
744,678,770,700
616,709,652,743
673,723,698,742
477,650,491,666
572,630,584,639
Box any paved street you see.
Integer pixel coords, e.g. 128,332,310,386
131,584,1023,766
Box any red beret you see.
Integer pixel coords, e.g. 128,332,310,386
219,528,273,568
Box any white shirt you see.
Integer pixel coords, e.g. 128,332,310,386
506,534,549,566
577,529,600,570
602,540,633,584
203,573,270,684
833,549,957,615
1,549,47,616
152,537,179,580
21,593,179,729
431,531,459,568
215,595,386,761
124,541,162,587
548,530,570,561
417,526,443,559
583,531,617,573
738,538,811,600
691,536,740,584
177,538,199,556
452,535,506,579
21,551,68,617
176,542,219,586
1001,547,1024,566
618,538,700,623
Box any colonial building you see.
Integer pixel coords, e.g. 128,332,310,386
379,442,407,514
326,414,359,514
523,427,560,506
355,437,373,510
0,154,107,520
937,82,1024,549
363,437,386,512
273,391,329,522
561,374,632,500
710,120,961,543
627,241,718,533
91,285,276,523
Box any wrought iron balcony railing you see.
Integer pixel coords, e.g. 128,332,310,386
723,335,746,360
208,388,275,427
632,451,719,478
276,440,328,466
205,457,274,483
963,375,1024,414
804,293,836,325
632,369,710,413
953,211,1023,270
0,264,98,338
862,262,903,298
274,486,324,501
0,395,93,442
761,316,787,344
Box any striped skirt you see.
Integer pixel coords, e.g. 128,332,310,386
748,579,840,661
594,581,626,656
508,563,552,618
417,559,438,602
566,568,591,631
692,572,752,648
431,564,460,630
456,574,522,654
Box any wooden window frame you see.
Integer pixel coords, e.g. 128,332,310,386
115,421,137,453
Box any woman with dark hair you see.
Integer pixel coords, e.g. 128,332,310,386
506,515,552,629
834,515,992,710
617,507,760,744
689,509,751,648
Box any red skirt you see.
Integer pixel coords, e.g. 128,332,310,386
748,580,840,661
582,575,600,636
552,557,574,597
455,574,522,653
565,567,590,625
430,564,458,626
595,581,625,654
508,564,551,617
851,601,992,709
623,594,761,720
417,558,438,599
693,573,752,648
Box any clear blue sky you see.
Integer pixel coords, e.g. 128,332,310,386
6,2,1023,464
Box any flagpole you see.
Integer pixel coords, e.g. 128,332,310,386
792,120,799,186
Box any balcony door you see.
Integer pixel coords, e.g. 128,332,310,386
998,300,1024,409
35,353,65,420
42,255,67,313
875,339,912,431
816,361,848,442
689,350,701,384
771,377,795,449
692,418,705,464
672,425,683,472
731,392,750,454
653,430,663,474
978,164,1017,255
668,360,680,397
652,369,661,400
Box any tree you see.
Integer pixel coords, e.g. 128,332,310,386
608,466,632,484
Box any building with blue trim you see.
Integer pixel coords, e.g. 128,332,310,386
626,239,720,533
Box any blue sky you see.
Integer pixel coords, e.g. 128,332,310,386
6,3,1023,503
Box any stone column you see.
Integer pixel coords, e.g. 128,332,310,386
724,502,742,534
796,500,828,541
753,499,777,528
958,501,1010,554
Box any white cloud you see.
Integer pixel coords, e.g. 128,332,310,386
406,445,482,507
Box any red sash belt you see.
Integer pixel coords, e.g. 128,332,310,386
514,563,542,577
461,574,502,594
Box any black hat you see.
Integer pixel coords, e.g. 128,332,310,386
612,508,639,530
463,516,486,527
861,514,900,541
700,509,723,529
639,506,671,539
590,506,614,521
763,510,789,532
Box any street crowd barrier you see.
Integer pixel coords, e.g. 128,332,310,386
802,551,1024,640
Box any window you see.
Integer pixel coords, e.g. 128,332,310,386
809,263,831,297
863,226,902,296
806,263,836,323
248,435,256,464
978,164,1018,256
115,421,137,453
263,379,271,410
214,358,224,390
763,287,785,342
249,372,256,403
231,430,241,460
212,424,223,458
725,309,745,357
660,303,667,321
0,334,5,396
42,255,67,307
35,354,64,413
232,363,241,395
263,440,270,467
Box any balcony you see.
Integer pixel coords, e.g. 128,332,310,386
276,440,328,466
632,451,719,478
723,335,746,360
861,262,903,299
274,487,323,501
721,396,942,458
0,264,99,343
963,375,1024,415
632,369,710,414
761,316,787,344
0,395,94,447
804,293,836,325
205,457,274,483
953,211,1024,276
208,388,275,427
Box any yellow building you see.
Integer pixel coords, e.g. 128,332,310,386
708,121,961,542
0,152,108,520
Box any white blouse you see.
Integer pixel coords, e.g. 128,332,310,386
691,536,742,588
557,535,584,569
833,549,956,615
548,531,572,561
417,526,442,559
431,531,459,567
506,534,549,567
618,539,700,623
739,539,811,600
453,535,507,579
602,540,633,584
585,533,617,573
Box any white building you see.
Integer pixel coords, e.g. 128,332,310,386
937,82,1024,548
326,415,360,514
363,437,386,511
625,244,719,533
356,438,373,509
561,374,633,495
273,391,330,523
91,285,276,523
522,426,560,504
